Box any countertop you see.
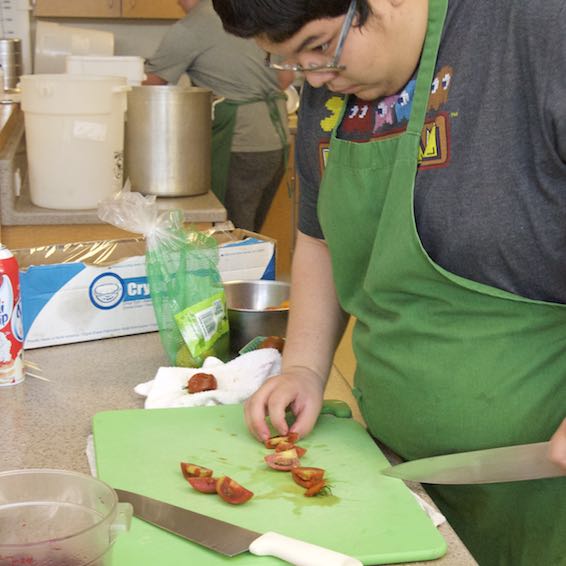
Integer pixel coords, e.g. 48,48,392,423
0,332,477,565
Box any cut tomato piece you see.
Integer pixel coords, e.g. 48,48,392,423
291,467,325,488
294,446,307,458
275,443,307,457
264,435,289,449
180,462,214,480
275,448,298,460
274,441,294,452
216,476,254,504
304,480,329,497
188,476,217,493
286,432,299,444
264,453,301,471
264,431,299,449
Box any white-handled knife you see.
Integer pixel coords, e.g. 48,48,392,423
114,488,362,566
381,441,566,484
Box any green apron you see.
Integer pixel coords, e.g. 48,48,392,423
211,93,289,203
317,1,566,564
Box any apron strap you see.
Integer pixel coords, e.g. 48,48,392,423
211,93,289,203
406,0,448,137
223,93,289,165
211,101,239,202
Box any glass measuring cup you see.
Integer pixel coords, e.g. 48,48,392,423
0,468,132,565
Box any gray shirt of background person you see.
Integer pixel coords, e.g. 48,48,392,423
145,0,288,152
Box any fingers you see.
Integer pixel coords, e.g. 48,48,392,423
288,396,324,439
244,373,324,443
549,417,566,471
243,390,272,442
266,391,291,437
244,378,290,441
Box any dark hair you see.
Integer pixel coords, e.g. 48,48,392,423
212,0,370,43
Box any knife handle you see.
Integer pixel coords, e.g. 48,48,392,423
249,531,362,566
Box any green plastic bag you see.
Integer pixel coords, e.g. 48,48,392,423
98,187,230,366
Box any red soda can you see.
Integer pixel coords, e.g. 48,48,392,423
0,244,23,386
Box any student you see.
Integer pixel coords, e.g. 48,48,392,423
144,0,293,231
211,1,566,564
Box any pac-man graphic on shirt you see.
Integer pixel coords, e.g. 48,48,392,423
320,96,345,132
428,65,453,111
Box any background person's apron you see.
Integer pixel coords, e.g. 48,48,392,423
211,93,288,203
317,1,566,564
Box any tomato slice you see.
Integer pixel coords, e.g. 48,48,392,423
291,467,325,488
215,476,254,504
264,453,301,471
180,462,214,480
188,476,217,493
304,480,328,497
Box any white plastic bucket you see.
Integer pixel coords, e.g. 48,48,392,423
34,21,114,74
65,55,145,86
20,74,130,210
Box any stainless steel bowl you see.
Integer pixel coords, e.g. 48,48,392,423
224,280,289,353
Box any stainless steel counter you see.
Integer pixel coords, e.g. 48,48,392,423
0,333,477,565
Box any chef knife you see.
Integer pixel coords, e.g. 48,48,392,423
381,441,566,484
114,488,361,566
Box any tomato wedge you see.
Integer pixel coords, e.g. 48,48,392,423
180,462,214,480
275,443,307,457
188,476,217,493
264,432,299,449
291,467,325,488
304,480,328,497
274,440,294,452
264,436,288,449
215,476,254,504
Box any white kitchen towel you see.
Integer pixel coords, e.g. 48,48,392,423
134,348,282,408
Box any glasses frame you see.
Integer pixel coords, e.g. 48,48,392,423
264,0,357,73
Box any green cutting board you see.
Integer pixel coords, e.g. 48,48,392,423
93,404,446,565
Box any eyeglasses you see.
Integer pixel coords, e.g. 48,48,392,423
264,0,357,73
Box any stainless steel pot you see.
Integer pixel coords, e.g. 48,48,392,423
0,38,23,91
125,86,212,197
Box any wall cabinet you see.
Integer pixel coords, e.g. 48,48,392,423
34,0,184,19
121,0,184,19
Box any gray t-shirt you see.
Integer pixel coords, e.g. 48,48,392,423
145,0,288,152
296,0,566,303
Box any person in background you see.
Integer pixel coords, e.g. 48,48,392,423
211,1,566,565
144,0,294,232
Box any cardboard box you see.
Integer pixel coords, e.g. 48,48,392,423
15,229,276,349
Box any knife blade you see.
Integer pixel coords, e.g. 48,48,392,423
381,441,566,484
114,488,361,566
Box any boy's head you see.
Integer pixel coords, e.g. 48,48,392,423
212,0,371,43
